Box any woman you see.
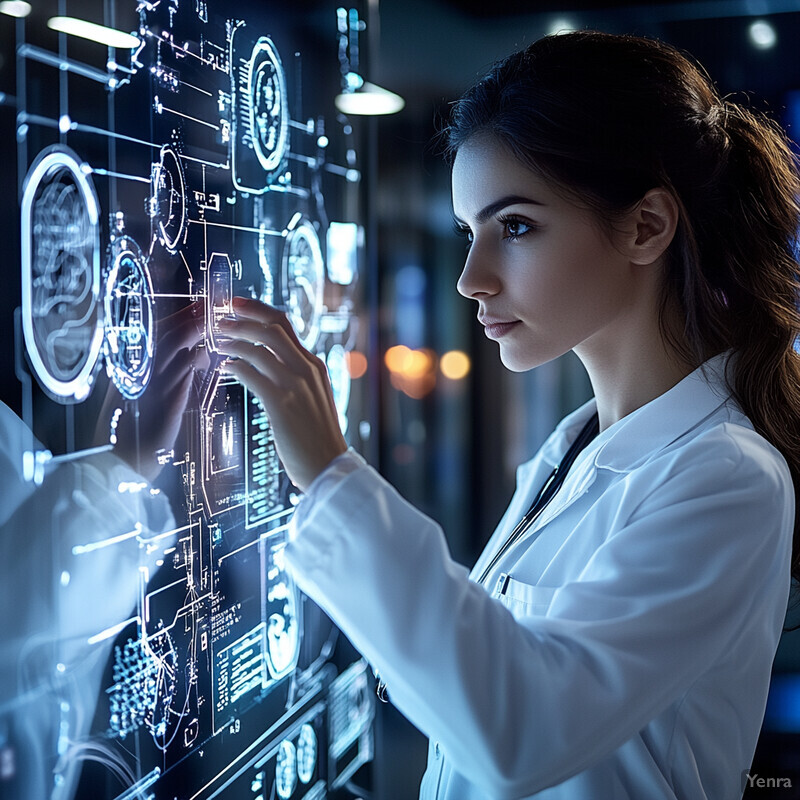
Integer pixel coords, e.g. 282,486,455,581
218,31,799,800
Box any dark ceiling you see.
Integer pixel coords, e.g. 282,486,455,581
437,0,699,16
377,0,800,109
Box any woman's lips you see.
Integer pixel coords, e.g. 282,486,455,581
481,320,521,339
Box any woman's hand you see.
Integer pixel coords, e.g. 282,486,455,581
217,297,347,493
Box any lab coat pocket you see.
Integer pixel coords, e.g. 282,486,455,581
496,576,558,620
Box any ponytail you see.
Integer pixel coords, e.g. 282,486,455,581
671,102,800,603
444,31,800,602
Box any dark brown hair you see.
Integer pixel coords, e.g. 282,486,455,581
444,31,800,602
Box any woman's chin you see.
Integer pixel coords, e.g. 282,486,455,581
498,344,563,373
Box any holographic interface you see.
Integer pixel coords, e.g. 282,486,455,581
2,1,369,799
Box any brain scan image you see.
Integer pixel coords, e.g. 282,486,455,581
275,739,298,799
104,237,155,399
282,216,325,350
249,37,289,175
296,722,318,784
151,145,187,253
21,145,103,402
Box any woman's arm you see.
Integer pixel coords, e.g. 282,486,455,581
216,298,793,798
284,436,791,797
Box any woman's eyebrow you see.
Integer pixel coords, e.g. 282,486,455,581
455,194,545,226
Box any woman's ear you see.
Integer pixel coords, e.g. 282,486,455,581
627,188,679,266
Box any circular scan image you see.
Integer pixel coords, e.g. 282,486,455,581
275,739,297,800
321,343,350,434
281,217,325,351
21,145,103,402
296,723,318,784
151,145,186,253
104,237,155,399
249,37,289,175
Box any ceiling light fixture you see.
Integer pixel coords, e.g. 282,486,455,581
335,80,405,116
749,19,777,49
0,1,32,18
47,16,142,49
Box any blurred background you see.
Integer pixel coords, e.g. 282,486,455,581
2,0,800,797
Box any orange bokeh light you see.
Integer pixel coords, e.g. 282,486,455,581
440,350,471,380
385,345,438,398
345,349,368,379
403,348,433,379
384,344,409,373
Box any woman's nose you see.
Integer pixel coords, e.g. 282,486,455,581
456,244,501,299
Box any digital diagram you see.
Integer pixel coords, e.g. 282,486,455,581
3,1,372,798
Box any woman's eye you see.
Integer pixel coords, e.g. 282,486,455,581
502,218,534,240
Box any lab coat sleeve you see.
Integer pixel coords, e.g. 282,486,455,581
283,425,793,799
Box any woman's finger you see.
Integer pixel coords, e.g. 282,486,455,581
221,358,280,406
230,296,285,323
230,297,306,349
218,319,318,373
218,338,292,385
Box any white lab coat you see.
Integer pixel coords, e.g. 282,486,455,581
286,351,793,799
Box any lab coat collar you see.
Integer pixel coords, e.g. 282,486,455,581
540,351,734,474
